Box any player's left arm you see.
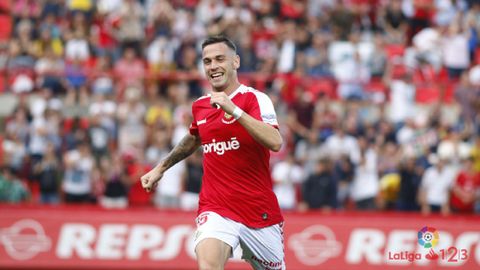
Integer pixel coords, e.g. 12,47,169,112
210,92,283,152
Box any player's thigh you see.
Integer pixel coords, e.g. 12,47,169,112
240,222,286,270
196,238,232,270
194,212,241,269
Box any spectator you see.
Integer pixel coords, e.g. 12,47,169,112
146,0,174,38
90,55,114,95
116,0,145,54
7,39,35,94
0,166,30,203
5,107,30,148
418,154,457,215
377,142,401,176
147,35,177,72
88,93,117,139
12,0,41,25
195,0,226,25
295,130,327,174
153,158,186,209
325,123,361,164
62,142,95,204
39,12,62,40
117,86,146,155
450,156,480,213
369,34,388,78
334,49,371,100
437,127,472,166
303,32,332,77
329,1,354,41
64,30,90,62
350,138,379,210
171,9,206,42
34,143,61,204
64,56,88,105
300,158,336,211
276,20,297,74
405,25,442,71
2,131,27,174
271,153,305,210
113,47,145,93
396,154,423,211
385,69,416,125
441,19,470,79
32,27,63,58
236,32,258,72
35,45,66,95
87,116,110,163
98,153,130,209
334,154,355,208
455,71,479,128
89,9,120,60
380,0,409,44
434,0,463,27
180,149,203,211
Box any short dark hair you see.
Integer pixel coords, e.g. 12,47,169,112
201,35,237,52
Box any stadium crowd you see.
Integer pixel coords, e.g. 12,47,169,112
0,0,480,215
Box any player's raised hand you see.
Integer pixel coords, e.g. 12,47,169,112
141,167,164,193
210,92,236,114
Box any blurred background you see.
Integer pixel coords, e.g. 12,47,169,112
0,0,479,270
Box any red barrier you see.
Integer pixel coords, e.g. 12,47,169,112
0,205,479,270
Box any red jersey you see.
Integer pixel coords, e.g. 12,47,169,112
450,171,480,212
189,84,283,228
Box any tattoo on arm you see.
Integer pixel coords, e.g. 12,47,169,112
161,134,201,171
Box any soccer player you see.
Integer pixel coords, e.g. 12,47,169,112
141,35,285,270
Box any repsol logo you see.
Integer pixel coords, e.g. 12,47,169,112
203,138,240,155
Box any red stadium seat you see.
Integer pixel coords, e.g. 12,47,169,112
307,78,337,100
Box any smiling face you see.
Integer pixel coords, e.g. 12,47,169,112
202,42,240,94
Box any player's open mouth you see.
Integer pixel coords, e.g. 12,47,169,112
211,73,223,80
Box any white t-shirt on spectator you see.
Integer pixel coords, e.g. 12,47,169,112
147,37,177,66
272,160,305,210
29,117,47,155
350,149,379,201
421,165,457,206
396,125,416,145
156,160,186,197
441,34,470,69
389,79,415,123
325,134,361,164
277,39,296,73
65,38,90,61
63,150,94,195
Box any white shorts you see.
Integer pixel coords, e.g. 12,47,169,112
194,211,286,270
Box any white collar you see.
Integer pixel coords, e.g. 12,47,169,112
228,84,246,99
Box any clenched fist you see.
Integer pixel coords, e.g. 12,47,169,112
210,92,236,114
141,167,164,192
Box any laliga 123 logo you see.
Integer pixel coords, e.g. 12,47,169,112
418,226,469,263
388,226,469,263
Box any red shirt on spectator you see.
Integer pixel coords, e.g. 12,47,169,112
450,171,480,213
413,0,434,20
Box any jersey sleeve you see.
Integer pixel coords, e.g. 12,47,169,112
189,103,199,136
249,91,279,128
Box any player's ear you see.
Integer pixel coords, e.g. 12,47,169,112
233,54,240,69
